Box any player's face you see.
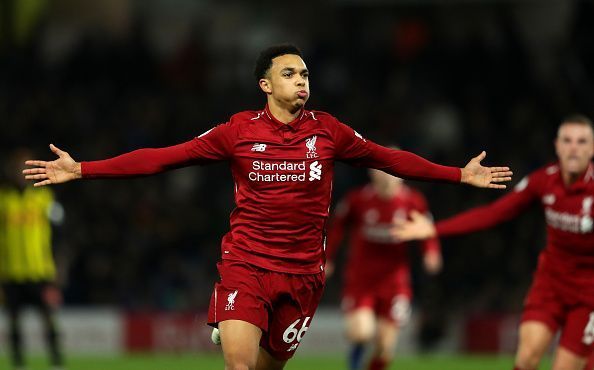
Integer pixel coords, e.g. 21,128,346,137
260,54,310,112
369,169,403,195
555,123,594,175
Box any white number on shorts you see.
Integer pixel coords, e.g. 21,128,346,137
391,295,412,325
282,316,311,344
583,312,594,345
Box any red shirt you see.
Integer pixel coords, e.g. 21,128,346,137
82,106,460,274
326,184,440,284
436,163,594,299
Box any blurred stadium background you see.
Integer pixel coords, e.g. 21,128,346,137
1,0,593,368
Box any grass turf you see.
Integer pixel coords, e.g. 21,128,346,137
0,353,551,369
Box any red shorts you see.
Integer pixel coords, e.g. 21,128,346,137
522,267,594,357
207,260,325,361
341,268,412,325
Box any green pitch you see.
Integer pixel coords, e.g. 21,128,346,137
0,353,551,369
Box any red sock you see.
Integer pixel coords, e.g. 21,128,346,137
368,357,388,370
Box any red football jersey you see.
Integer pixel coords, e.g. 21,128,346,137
82,106,460,274
326,184,440,285
436,163,594,303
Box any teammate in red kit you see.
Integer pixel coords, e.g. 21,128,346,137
22,44,512,370
325,168,442,370
393,115,594,370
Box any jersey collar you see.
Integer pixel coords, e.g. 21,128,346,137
263,105,307,131
586,163,594,182
563,162,594,192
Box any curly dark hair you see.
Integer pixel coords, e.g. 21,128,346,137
253,44,303,81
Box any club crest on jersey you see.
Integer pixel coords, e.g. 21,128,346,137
251,143,267,152
583,197,593,214
225,290,238,311
581,216,593,233
305,136,319,158
582,197,594,233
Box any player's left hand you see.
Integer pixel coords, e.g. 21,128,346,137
423,251,442,275
391,210,436,241
461,151,512,189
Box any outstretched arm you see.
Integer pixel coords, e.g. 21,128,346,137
23,142,194,186
349,142,512,188
23,144,82,187
393,183,538,241
333,121,512,188
24,122,235,186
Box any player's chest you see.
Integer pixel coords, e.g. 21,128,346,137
541,187,594,233
541,187,593,213
230,129,334,189
3,194,48,225
356,200,410,226
233,128,334,160
354,200,410,244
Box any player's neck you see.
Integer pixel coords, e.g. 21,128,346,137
267,100,303,124
373,186,399,199
561,170,581,186
377,192,394,199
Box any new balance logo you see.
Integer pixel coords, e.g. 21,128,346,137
225,290,238,311
309,161,322,181
251,143,267,152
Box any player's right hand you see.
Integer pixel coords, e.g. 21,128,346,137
391,210,437,241
23,144,82,187
423,251,443,275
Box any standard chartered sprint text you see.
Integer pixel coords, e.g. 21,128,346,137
545,207,593,234
249,160,322,182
